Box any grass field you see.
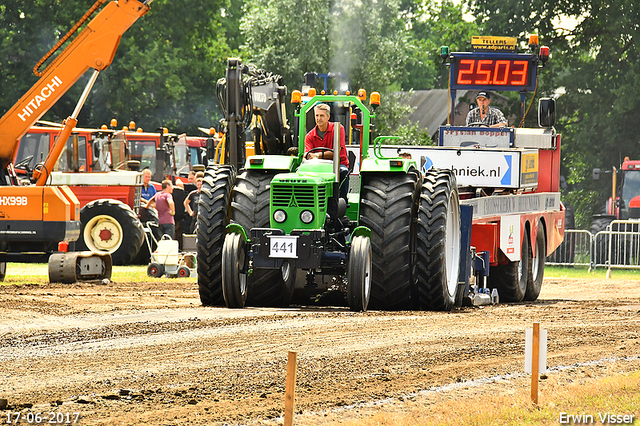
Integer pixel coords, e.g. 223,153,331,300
341,371,640,426
1,263,196,285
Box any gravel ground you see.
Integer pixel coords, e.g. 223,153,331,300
0,276,638,425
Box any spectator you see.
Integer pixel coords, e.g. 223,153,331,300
146,179,176,239
172,180,187,246
141,168,156,201
184,177,203,234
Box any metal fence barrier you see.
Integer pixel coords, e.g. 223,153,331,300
547,220,640,271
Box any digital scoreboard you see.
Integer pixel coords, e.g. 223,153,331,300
449,52,538,92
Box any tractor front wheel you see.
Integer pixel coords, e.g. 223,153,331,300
347,235,372,312
222,233,248,308
231,170,295,307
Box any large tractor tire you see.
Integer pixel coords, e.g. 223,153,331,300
414,170,461,311
75,199,144,265
230,170,295,307
525,222,545,301
488,228,530,302
197,166,235,306
360,172,420,310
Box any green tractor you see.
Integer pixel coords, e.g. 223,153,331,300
197,88,462,311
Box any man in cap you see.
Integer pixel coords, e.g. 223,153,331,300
466,91,508,127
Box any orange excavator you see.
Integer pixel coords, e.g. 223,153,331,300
0,0,153,282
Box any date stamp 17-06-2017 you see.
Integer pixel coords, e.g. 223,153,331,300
4,411,80,424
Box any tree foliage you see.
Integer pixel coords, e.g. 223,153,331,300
0,0,235,134
469,0,640,227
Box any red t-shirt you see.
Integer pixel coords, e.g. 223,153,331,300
304,122,349,167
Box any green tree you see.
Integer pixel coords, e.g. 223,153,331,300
240,0,413,137
469,0,640,227
0,0,234,135
402,0,479,91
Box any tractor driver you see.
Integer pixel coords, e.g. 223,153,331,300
466,91,507,128
304,103,349,199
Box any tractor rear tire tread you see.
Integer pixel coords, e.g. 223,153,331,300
360,172,419,310
230,170,294,307
415,169,461,311
197,166,236,306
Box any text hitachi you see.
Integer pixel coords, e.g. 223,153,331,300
17,76,63,122
450,165,501,177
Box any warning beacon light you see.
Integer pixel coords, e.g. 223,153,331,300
539,46,550,66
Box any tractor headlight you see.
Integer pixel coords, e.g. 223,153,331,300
274,209,287,223
300,210,314,224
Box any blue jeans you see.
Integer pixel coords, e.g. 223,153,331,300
159,223,175,240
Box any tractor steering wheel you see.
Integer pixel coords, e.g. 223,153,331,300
305,147,334,160
467,122,489,127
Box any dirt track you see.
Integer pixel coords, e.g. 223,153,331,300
0,275,639,425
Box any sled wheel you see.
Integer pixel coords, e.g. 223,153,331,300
525,222,545,301
222,233,248,308
347,235,372,312
489,229,530,302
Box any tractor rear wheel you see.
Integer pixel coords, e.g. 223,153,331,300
197,166,235,306
360,172,419,310
230,170,295,307
76,199,144,265
414,170,461,311
525,222,545,301
222,233,248,308
347,235,372,312
489,229,530,302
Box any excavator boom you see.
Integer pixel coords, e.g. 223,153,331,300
0,0,152,282
0,0,152,170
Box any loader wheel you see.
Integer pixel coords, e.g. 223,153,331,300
197,166,235,306
489,229,530,302
147,262,164,278
222,233,248,308
360,172,419,310
347,235,372,312
231,170,295,307
76,199,144,265
525,222,546,301
415,170,461,311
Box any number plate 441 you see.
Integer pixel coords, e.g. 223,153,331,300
268,235,298,258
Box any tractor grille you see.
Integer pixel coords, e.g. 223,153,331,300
273,185,325,209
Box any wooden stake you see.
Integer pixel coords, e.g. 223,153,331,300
284,351,298,426
531,322,540,404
